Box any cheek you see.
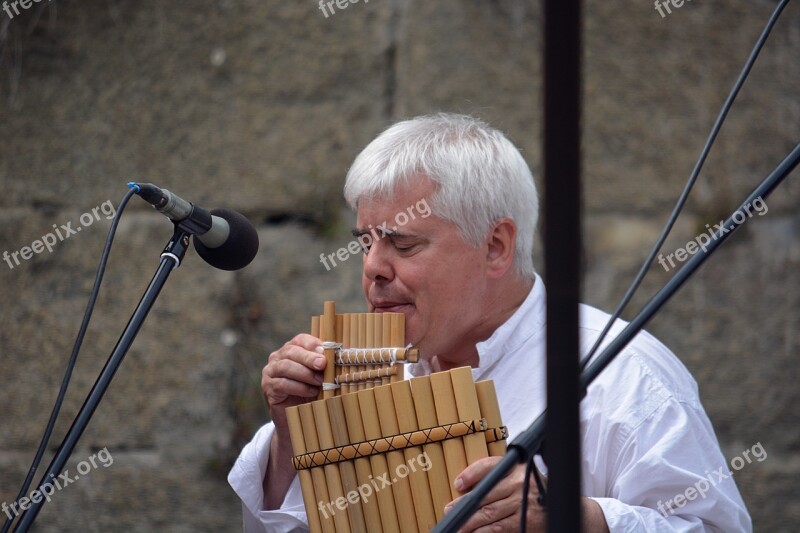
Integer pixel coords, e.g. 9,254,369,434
440,252,484,285
438,258,487,305
416,274,464,319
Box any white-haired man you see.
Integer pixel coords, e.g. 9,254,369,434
229,114,750,531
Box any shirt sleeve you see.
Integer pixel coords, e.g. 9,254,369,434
582,348,751,533
228,422,310,532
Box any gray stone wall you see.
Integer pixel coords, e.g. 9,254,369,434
0,0,797,530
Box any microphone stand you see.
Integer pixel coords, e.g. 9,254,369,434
13,226,193,532
432,142,800,533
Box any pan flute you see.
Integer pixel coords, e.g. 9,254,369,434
286,301,508,533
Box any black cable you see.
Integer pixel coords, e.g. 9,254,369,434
2,186,137,533
580,0,791,372
520,457,533,532
519,457,548,532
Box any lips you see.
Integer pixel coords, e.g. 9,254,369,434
370,293,414,312
371,301,413,313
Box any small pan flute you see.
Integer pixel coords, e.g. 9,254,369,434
286,301,508,533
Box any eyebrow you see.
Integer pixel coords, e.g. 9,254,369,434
352,228,409,238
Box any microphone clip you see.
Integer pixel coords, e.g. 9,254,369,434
129,182,213,236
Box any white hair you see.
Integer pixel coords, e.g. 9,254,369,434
344,113,538,279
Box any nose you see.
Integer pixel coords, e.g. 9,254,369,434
362,238,394,283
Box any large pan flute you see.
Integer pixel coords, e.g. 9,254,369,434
286,301,508,533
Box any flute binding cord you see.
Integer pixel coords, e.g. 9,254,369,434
292,418,509,470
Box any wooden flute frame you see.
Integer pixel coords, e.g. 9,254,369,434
312,300,419,398
286,301,508,533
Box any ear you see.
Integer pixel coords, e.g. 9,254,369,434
485,218,517,279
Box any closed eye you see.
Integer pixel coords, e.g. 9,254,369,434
390,236,422,254
351,229,425,255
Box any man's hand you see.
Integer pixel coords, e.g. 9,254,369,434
261,334,327,509
262,333,326,432
445,456,609,532
445,456,546,532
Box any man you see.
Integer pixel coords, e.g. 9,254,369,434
229,113,750,531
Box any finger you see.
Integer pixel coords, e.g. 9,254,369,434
448,461,540,532
469,511,541,533
266,375,321,402
269,339,327,373
457,478,543,533
263,343,326,407
265,352,324,386
456,459,536,503
262,364,323,407
446,478,519,532
454,456,502,492
288,333,325,352
478,462,539,508
471,494,547,533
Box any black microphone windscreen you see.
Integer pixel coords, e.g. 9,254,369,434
193,208,259,271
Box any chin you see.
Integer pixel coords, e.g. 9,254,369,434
402,309,420,335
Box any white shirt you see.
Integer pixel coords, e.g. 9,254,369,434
229,275,751,532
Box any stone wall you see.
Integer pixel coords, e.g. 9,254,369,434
0,0,797,530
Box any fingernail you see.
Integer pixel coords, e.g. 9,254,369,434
314,357,325,370
454,477,464,491
314,345,324,354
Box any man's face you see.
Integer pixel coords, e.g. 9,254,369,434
355,175,490,366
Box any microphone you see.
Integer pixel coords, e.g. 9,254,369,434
130,182,259,271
